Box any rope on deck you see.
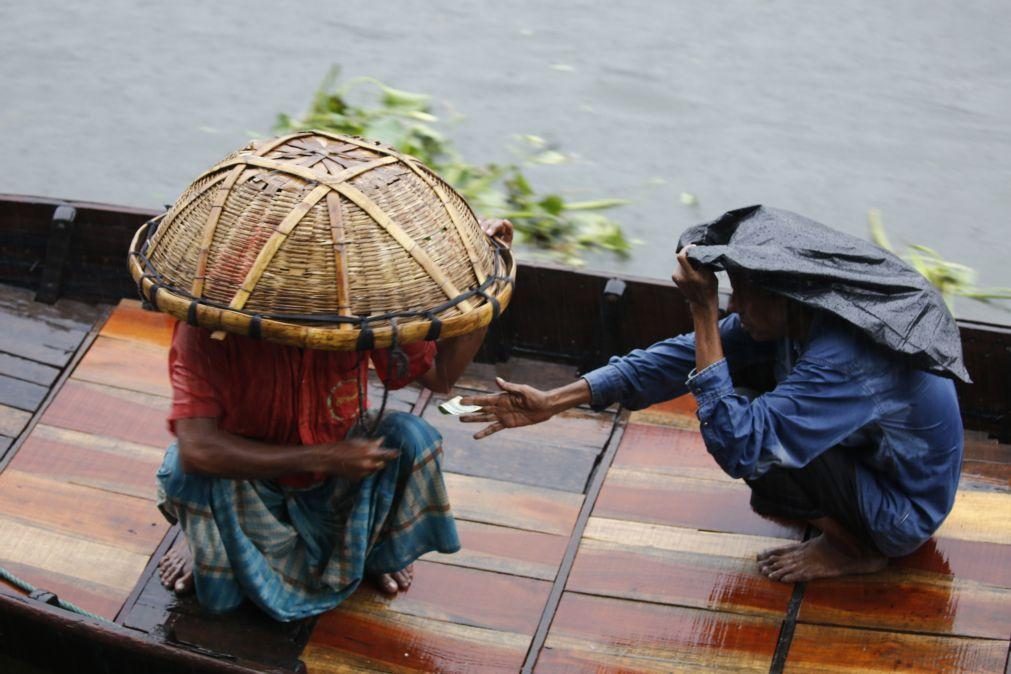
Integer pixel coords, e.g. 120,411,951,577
0,564,114,625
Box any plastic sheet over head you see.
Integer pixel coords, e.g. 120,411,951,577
678,205,970,382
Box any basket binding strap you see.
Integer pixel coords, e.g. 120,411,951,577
249,314,263,340
356,323,375,351
187,300,200,326
476,289,501,322
424,311,443,341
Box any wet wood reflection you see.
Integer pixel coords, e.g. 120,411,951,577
595,466,804,540
785,623,1008,673
569,518,795,617
538,592,779,672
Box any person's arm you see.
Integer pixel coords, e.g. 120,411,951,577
672,245,723,372
688,355,877,479
460,377,592,439
175,417,397,481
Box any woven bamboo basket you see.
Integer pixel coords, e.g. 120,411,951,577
128,131,515,350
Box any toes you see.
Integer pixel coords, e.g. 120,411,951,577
757,544,797,561
174,571,195,595
393,570,412,590
376,573,398,594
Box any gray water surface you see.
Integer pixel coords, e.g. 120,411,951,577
2,0,1009,322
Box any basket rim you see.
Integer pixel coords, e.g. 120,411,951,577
128,218,515,351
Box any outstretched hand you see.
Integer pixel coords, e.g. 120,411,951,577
459,377,555,439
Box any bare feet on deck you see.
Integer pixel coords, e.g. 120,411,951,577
373,563,414,595
157,540,195,595
757,534,887,583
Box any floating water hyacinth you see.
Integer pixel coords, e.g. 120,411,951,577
276,66,630,265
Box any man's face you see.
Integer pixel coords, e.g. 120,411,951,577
726,272,788,341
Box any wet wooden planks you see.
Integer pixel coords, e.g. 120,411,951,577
0,283,105,455
784,624,1009,673
793,430,1011,669
537,398,796,671
0,297,171,619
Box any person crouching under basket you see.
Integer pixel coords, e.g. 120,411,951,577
154,219,512,623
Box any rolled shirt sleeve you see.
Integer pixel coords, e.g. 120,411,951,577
581,314,772,411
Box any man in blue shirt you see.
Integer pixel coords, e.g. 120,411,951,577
459,246,963,583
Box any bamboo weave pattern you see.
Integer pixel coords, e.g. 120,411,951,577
128,132,514,350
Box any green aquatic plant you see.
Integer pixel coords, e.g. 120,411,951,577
275,67,630,265
869,208,1011,309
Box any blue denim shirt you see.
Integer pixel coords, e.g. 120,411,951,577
582,312,963,557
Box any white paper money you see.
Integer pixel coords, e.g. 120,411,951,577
438,395,483,416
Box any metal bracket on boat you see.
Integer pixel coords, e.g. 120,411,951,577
28,589,60,607
578,277,627,375
34,203,77,304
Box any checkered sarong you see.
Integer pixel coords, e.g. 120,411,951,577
156,411,459,621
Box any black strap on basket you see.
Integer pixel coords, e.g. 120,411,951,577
249,314,263,340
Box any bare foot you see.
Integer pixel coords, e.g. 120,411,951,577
373,563,414,595
757,534,886,583
157,539,195,595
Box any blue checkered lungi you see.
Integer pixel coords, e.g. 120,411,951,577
156,411,459,621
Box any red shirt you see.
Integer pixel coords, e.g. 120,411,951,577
167,322,436,486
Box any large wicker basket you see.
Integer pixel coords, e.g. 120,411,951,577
128,132,514,350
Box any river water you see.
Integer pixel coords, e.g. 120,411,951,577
2,0,1009,323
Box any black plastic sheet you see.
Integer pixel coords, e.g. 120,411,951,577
678,205,970,382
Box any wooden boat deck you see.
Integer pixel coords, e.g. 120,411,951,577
1,287,1009,672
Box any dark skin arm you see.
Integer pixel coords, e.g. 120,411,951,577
176,417,396,481
672,245,723,371
459,245,722,440
177,219,515,476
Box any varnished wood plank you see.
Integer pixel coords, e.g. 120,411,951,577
961,461,1010,491
613,421,731,482
627,393,699,430
539,592,779,672
0,404,31,437
799,542,1011,639
890,536,1011,588
0,469,166,554
595,467,804,540
342,560,550,636
40,379,172,449
305,605,529,673
784,623,1008,673
0,352,59,387
71,335,171,398
423,519,568,581
936,489,1011,544
10,425,163,500
0,558,123,619
0,516,148,598
963,434,1011,465
99,300,176,349
0,373,48,411
426,407,603,493
568,538,793,618
444,472,582,536
566,517,796,617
